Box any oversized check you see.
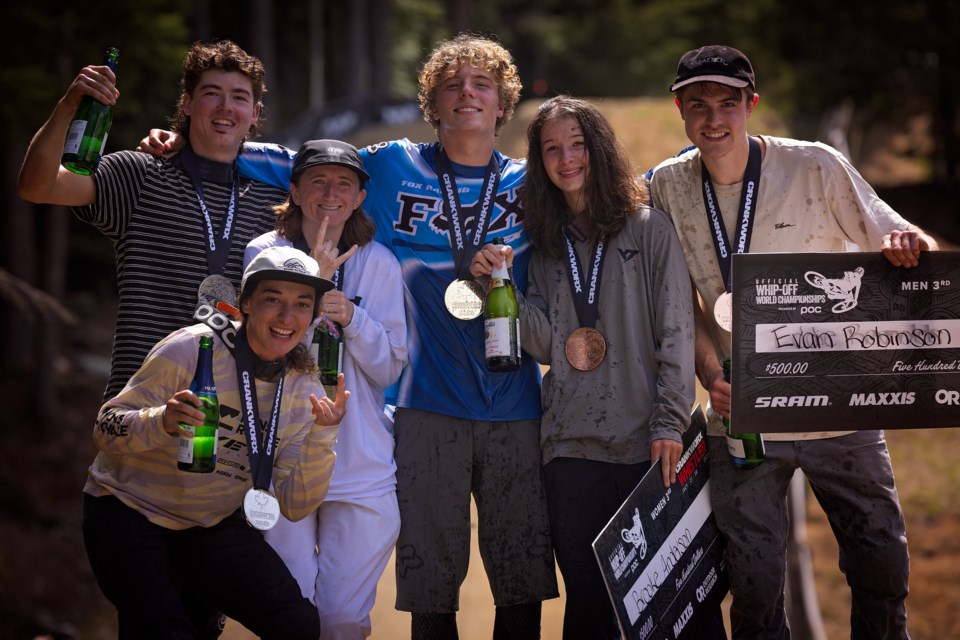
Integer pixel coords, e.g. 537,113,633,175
730,251,960,433
592,407,727,639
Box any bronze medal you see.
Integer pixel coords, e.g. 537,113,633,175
444,279,485,320
243,488,281,531
565,327,607,371
714,292,733,332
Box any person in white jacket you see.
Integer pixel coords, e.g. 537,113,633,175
244,139,408,640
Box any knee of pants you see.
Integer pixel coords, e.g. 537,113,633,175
320,619,371,640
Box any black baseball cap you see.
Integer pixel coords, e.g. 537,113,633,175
670,45,756,93
291,139,371,184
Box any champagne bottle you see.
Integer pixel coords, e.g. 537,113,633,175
62,47,119,176
178,336,219,473
484,238,521,372
312,318,343,400
722,357,765,469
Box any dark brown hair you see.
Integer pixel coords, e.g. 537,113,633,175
521,96,645,259
170,40,267,139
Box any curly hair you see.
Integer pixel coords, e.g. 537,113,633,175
417,33,522,135
170,40,267,140
521,96,646,259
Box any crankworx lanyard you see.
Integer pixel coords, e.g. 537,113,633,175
232,325,285,493
174,143,240,276
700,136,762,293
562,232,609,331
434,148,500,280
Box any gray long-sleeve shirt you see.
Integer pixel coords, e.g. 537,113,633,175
519,207,696,465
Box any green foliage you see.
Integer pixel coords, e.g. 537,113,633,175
0,0,191,151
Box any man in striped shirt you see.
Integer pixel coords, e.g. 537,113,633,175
18,40,287,400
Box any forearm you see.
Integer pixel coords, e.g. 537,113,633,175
692,292,724,391
273,423,338,522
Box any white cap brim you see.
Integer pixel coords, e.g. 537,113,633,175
670,75,751,92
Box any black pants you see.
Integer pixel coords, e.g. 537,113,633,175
82,493,319,640
544,458,727,640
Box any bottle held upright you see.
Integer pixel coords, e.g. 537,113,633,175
62,47,119,175
178,336,220,473
722,357,765,469
484,238,521,372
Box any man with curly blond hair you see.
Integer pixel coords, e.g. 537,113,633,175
154,32,561,639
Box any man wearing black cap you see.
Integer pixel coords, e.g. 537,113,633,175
650,45,938,638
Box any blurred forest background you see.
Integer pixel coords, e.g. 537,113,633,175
1,0,959,638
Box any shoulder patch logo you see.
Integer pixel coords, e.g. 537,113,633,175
618,248,640,262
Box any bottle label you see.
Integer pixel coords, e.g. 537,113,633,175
64,119,87,154
178,426,196,464
485,317,520,358
725,435,748,460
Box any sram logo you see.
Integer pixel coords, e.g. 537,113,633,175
849,392,915,406
755,395,830,408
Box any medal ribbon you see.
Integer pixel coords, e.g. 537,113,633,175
701,136,762,292
232,326,286,492
173,143,240,276
562,232,609,330
434,149,500,280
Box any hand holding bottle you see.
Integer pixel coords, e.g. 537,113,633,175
705,367,731,419
321,289,355,326
163,389,207,435
64,61,119,113
469,241,513,278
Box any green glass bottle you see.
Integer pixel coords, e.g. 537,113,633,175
178,336,219,473
312,318,343,400
722,357,765,469
62,47,119,175
484,238,521,372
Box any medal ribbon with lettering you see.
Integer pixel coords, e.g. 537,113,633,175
701,136,761,330
174,143,240,276
562,231,609,370
232,325,285,530
434,149,500,320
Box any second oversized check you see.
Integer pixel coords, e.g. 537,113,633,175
730,251,960,433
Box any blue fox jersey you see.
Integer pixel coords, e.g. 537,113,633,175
239,139,541,421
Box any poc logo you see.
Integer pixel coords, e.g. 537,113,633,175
936,389,960,405
755,395,830,408
801,306,821,315
849,392,915,406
